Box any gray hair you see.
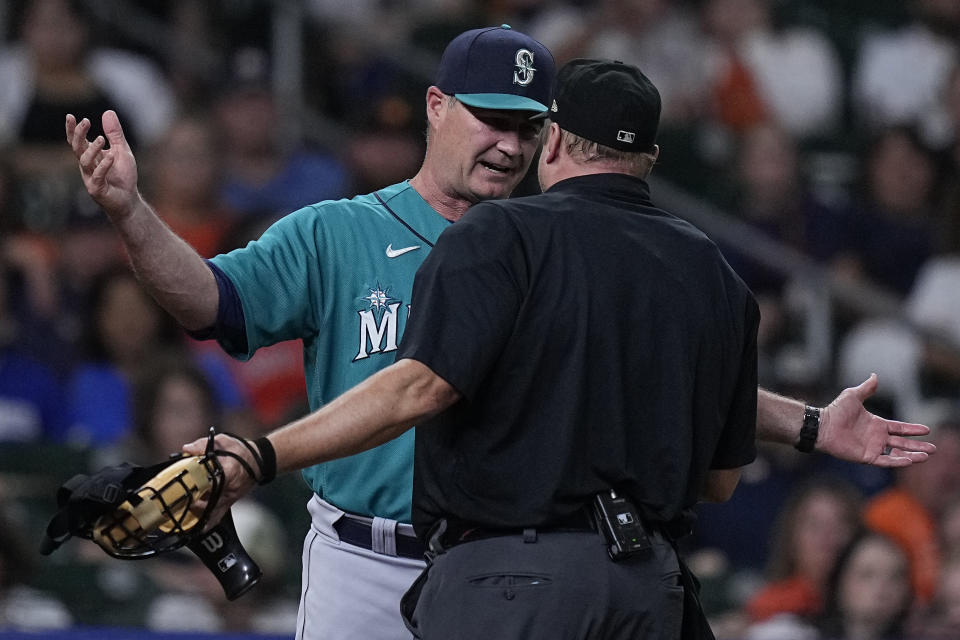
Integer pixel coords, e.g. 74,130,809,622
555,128,656,177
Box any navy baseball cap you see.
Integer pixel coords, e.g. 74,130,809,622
546,59,661,152
435,25,555,113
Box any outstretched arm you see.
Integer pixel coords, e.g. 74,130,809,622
757,374,936,466
183,358,462,526
65,110,218,331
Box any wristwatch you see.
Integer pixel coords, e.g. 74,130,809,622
795,405,821,453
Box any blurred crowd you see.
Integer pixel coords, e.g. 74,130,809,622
2,0,960,637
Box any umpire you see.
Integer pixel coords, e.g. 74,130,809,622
198,58,760,639
396,59,760,639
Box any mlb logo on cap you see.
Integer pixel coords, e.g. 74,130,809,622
546,59,661,153
435,25,556,113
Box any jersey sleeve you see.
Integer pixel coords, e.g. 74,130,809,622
710,292,760,470
397,204,524,400
209,208,323,360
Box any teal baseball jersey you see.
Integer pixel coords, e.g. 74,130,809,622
210,181,450,521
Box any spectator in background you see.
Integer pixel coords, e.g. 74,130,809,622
341,90,428,196
864,420,960,605
1,187,124,377
815,531,914,640
852,0,960,136
711,122,856,390
940,499,960,562
846,125,939,296
746,530,913,640
928,61,960,251
0,156,65,370
297,28,427,196
745,476,863,625
908,554,960,639
0,258,68,441
0,0,176,145
527,0,708,128
214,47,353,221
0,0,175,233
140,114,235,258
66,267,184,445
835,126,946,423
719,123,855,291
700,0,844,141
153,0,226,110
31,195,124,375
125,354,221,462
66,267,249,446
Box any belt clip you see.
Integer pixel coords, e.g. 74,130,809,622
427,519,449,556
523,528,537,543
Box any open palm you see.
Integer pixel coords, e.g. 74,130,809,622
65,110,140,220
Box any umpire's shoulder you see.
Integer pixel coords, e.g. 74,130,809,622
433,199,520,249
466,192,552,222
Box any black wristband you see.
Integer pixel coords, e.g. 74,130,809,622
795,405,821,453
254,436,277,485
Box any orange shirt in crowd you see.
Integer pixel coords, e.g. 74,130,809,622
157,207,233,259
864,487,939,604
746,574,821,622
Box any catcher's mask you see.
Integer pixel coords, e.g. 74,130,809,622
41,428,262,600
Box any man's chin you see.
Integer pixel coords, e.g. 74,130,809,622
472,177,521,202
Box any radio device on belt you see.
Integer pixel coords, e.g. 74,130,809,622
592,489,652,560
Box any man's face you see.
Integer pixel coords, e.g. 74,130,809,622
433,98,542,203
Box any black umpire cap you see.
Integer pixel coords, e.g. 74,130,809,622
545,59,661,153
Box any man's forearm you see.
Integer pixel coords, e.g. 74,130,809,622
271,359,461,474
116,194,219,331
756,387,806,446
756,377,936,467
182,358,462,529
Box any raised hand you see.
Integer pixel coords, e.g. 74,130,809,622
65,110,140,221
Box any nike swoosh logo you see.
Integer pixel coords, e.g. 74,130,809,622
386,244,421,258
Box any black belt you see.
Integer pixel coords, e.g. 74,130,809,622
333,516,426,560
446,509,598,546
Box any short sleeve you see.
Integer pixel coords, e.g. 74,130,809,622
711,294,760,470
210,209,322,360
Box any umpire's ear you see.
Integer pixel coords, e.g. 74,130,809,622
541,122,563,164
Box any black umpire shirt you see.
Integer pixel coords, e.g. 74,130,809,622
397,173,760,539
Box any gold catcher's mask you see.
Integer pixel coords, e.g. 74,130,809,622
41,428,262,600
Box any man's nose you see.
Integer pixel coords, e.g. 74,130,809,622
496,129,522,157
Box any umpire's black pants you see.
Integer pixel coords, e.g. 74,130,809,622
401,527,684,639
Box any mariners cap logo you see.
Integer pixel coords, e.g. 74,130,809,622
513,49,536,86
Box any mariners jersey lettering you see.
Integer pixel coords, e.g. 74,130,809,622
355,301,417,361
209,181,448,521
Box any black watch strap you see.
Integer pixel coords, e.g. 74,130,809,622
795,405,821,453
